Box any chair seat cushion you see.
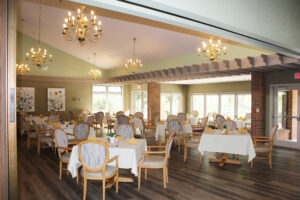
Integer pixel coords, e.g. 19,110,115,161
141,155,166,167
184,142,199,148
60,153,71,162
80,166,118,179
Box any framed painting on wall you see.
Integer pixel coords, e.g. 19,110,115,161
16,87,35,112
47,88,65,111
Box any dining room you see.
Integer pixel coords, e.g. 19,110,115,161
1,0,300,199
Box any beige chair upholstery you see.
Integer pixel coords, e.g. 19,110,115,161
94,111,104,128
117,115,129,125
116,124,134,139
73,122,90,141
138,132,176,190
79,139,119,200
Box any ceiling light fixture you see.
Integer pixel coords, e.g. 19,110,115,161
62,5,103,44
88,53,102,80
25,0,53,70
197,38,227,61
125,37,142,74
17,18,30,76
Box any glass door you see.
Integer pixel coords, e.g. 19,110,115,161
272,85,300,149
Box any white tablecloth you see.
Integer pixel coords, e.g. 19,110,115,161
155,123,193,141
26,116,48,125
68,138,147,177
114,118,143,133
198,130,255,162
235,120,251,129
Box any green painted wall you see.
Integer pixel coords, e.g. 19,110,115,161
186,81,251,112
17,32,108,78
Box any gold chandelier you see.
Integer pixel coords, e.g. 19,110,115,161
88,53,102,80
125,37,142,74
197,38,227,61
62,5,103,44
17,18,30,76
26,0,52,70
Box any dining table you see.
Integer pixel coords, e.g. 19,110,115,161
68,138,147,182
198,129,255,166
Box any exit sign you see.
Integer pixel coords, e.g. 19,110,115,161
295,73,300,79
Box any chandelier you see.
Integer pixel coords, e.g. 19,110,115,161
125,37,142,74
62,5,103,44
16,18,30,76
197,38,227,61
25,0,52,70
88,53,102,80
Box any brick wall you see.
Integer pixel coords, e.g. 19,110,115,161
148,82,160,123
251,72,265,136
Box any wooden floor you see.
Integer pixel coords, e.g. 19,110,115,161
18,134,300,200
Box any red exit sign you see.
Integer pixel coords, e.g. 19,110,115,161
295,73,300,79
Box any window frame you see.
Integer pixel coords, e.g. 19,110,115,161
131,90,148,118
160,92,183,119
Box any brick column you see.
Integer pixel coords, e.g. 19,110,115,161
148,82,160,123
251,72,265,136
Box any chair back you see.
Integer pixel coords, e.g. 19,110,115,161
105,112,111,121
201,116,208,128
177,113,187,122
221,120,237,131
191,110,199,117
116,111,124,118
74,122,90,141
87,115,94,126
95,112,104,123
79,140,108,172
48,114,59,123
166,132,176,158
118,115,129,125
245,113,251,120
215,114,225,129
166,115,177,122
21,119,30,136
134,112,143,119
116,124,134,138
270,124,279,147
167,119,182,135
54,129,68,155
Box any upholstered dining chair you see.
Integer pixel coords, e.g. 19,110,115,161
116,111,124,118
134,112,144,119
177,113,187,122
166,119,183,151
117,115,130,125
116,124,134,139
105,113,114,133
33,120,54,155
138,131,176,190
144,115,159,134
73,122,90,141
20,118,29,139
24,120,36,149
192,116,208,134
53,128,79,183
166,115,177,122
221,120,237,131
183,133,202,162
215,114,225,129
48,113,59,123
94,111,104,129
87,115,95,127
251,124,279,168
79,139,119,200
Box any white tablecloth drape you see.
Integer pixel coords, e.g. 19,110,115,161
68,138,147,177
198,130,255,162
235,120,251,129
155,123,193,141
26,116,48,125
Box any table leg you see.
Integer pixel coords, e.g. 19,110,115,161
209,154,241,166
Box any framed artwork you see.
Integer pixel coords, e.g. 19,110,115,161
16,87,35,112
47,88,65,111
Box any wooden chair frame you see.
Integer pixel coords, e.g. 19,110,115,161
105,113,114,133
73,122,90,141
79,140,119,200
138,132,176,190
183,134,201,162
214,114,225,129
165,119,183,151
34,120,54,155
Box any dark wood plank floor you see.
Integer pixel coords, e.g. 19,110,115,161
18,135,300,200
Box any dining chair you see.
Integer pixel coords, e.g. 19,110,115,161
116,124,134,139
245,113,251,120
183,133,201,162
166,119,183,151
251,124,279,168
134,112,143,119
20,118,29,139
53,128,79,183
69,111,79,121
191,110,199,117
144,115,159,135
87,115,95,127
215,114,225,129
82,110,90,115
79,139,119,200
192,116,208,134
105,113,114,133
166,115,177,121
33,120,54,155
116,111,124,118
221,120,237,131
73,122,90,141
48,113,59,123
24,120,37,149
94,111,104,129
117,115,130,125
177,113,187,122
138,131,176,190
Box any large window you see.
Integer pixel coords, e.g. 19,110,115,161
92,85,123,114
161,93,183,119
132,91,148,118
191,93,251,118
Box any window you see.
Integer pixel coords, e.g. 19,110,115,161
206,94,219,114
237,94,251,118
92,85,123,114
132,91,148,118
161,93,183,119
191,95,204,117
221,94,235,118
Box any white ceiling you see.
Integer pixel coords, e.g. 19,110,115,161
162,74,251,84
18,0,221,70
